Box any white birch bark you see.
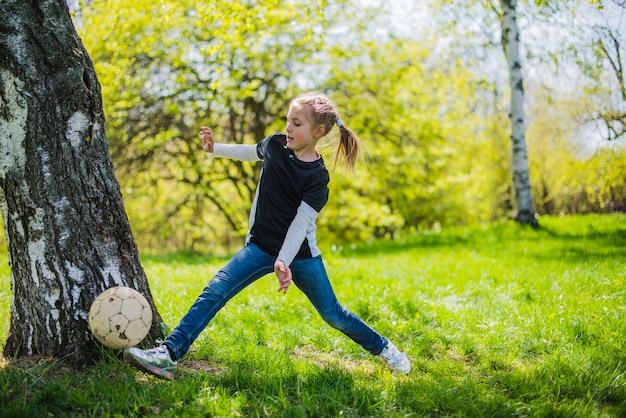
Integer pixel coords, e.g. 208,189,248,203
500,0,539,227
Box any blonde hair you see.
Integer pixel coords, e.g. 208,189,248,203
291,92,361,172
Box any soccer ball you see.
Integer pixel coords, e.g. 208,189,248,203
88,286,152,349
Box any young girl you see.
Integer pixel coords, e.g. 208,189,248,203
124,92,411,379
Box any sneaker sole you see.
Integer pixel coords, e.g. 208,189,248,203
123,350,176,380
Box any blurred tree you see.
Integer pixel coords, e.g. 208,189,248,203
321,36,501,237
436,0,626,226
528,89,626,214
0,0,164,363
499,0,539,227
579,11,626,141
80,0,345,253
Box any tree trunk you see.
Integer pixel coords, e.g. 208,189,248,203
500,0,539,228
0,0,164,364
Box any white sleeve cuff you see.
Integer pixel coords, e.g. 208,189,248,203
207,143,261,162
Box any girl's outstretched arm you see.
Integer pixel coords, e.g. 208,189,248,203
200,126,261,162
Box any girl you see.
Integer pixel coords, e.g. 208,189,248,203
124,92,411,379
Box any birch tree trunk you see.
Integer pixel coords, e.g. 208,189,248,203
500,0,539,227
0,0,164,364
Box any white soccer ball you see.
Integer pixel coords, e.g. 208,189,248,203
88,286,152,350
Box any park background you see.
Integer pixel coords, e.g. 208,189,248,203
64,0,624,254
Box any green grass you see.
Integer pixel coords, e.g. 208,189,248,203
1,213,625,417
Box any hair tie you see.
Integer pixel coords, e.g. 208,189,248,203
336,118,344,128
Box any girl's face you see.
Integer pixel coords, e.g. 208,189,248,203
286,102,325,161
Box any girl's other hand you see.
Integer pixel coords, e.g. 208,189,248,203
274,260,292,294
200,126,215,153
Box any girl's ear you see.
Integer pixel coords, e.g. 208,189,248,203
314,125,326,139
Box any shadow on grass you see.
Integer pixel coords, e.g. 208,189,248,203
339,217,625,262
3,347,626,417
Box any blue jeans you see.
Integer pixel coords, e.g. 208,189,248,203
163,243,388,361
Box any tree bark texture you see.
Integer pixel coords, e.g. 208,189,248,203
500,0,539,227
0,0,164,363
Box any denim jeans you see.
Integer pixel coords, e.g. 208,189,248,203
163,243,388,361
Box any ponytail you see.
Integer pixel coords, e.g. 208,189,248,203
334,123,361,173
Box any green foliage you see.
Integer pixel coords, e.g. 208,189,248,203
527,88,626,214
76,0,626,253
1,214,625,416
321,38,511,239
79,0,343,253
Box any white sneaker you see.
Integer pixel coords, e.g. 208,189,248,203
379,342,411,374
124,345,178,380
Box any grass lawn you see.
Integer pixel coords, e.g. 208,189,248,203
0,213,625,417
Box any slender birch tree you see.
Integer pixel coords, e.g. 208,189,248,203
500,0,539,227
0,0,164,364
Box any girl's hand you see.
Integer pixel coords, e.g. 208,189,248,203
274,260,292,294
200,126,215,153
